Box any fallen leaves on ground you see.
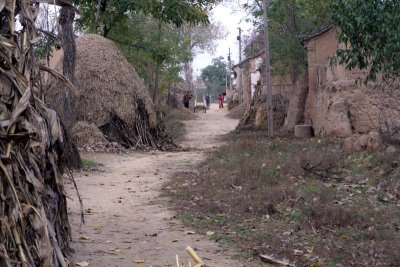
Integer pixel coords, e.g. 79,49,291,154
206,231,215,236
185,230,196,235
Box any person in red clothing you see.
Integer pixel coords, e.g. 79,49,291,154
217,94,224,109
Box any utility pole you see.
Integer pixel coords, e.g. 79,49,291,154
237,27,243,103
263,0,273,137
225,55,228,88
228,48,232,91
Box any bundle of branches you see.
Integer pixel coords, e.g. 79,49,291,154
100,99,177,151
0,1,76,266
237,93,289,130
226,102,246,119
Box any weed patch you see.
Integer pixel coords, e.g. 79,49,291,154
81,158,98,169
165,131,400,266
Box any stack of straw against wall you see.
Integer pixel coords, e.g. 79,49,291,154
0,1,79,266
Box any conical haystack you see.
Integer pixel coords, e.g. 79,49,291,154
46,34,175,150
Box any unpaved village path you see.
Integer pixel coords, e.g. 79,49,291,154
67,104,267,267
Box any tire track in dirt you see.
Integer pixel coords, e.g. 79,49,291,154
67,104,267,266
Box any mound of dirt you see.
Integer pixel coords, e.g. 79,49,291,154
46,34,175,150
226,102,247,119
237,94,289,130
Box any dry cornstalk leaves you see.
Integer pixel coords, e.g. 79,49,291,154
1,1,79,266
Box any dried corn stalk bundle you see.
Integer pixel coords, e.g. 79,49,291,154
238,93,289,130
0,1,75,266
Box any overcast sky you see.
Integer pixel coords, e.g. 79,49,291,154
192,2,253,78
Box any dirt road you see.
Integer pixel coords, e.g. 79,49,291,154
67,104,265,266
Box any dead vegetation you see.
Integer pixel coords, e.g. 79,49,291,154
238,94,289,130
0,1,77,266
162,107,195,143
226,102,247,119
165,131,400,266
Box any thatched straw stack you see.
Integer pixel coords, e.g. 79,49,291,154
0,1,77,266
71,121,108,147
47,34,175,150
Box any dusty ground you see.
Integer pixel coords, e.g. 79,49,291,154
67,104,266,267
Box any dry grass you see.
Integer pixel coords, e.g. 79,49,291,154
226,102,247,119
71,121,108,147
47,34,157,128
165,131,400,266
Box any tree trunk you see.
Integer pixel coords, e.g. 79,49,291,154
153,20,163,103
184,30,193,88
59,5,77,128
94,0,103,33
59,6,76,84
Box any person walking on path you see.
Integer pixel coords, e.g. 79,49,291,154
183,91,192,109
218,94,224,109
205,94,210,109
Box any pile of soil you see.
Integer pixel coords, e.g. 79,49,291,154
46,34,176,151
226,102,247,119
237,93,289,130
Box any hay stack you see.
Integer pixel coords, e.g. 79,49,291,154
47,34,175,150
71,121,108,147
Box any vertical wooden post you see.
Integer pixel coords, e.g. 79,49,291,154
263,0,274,136
238,27,243,103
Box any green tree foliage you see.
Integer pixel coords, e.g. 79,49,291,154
74,0,221,101
331,0,400,81
35,5,58,60
76,0,219,36
201,56,227,97
242,0,331,78
178,19,227,84
107,13,190,96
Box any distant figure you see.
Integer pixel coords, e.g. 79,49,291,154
218,94,224,109
205,94,210,109
183,92,192,109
